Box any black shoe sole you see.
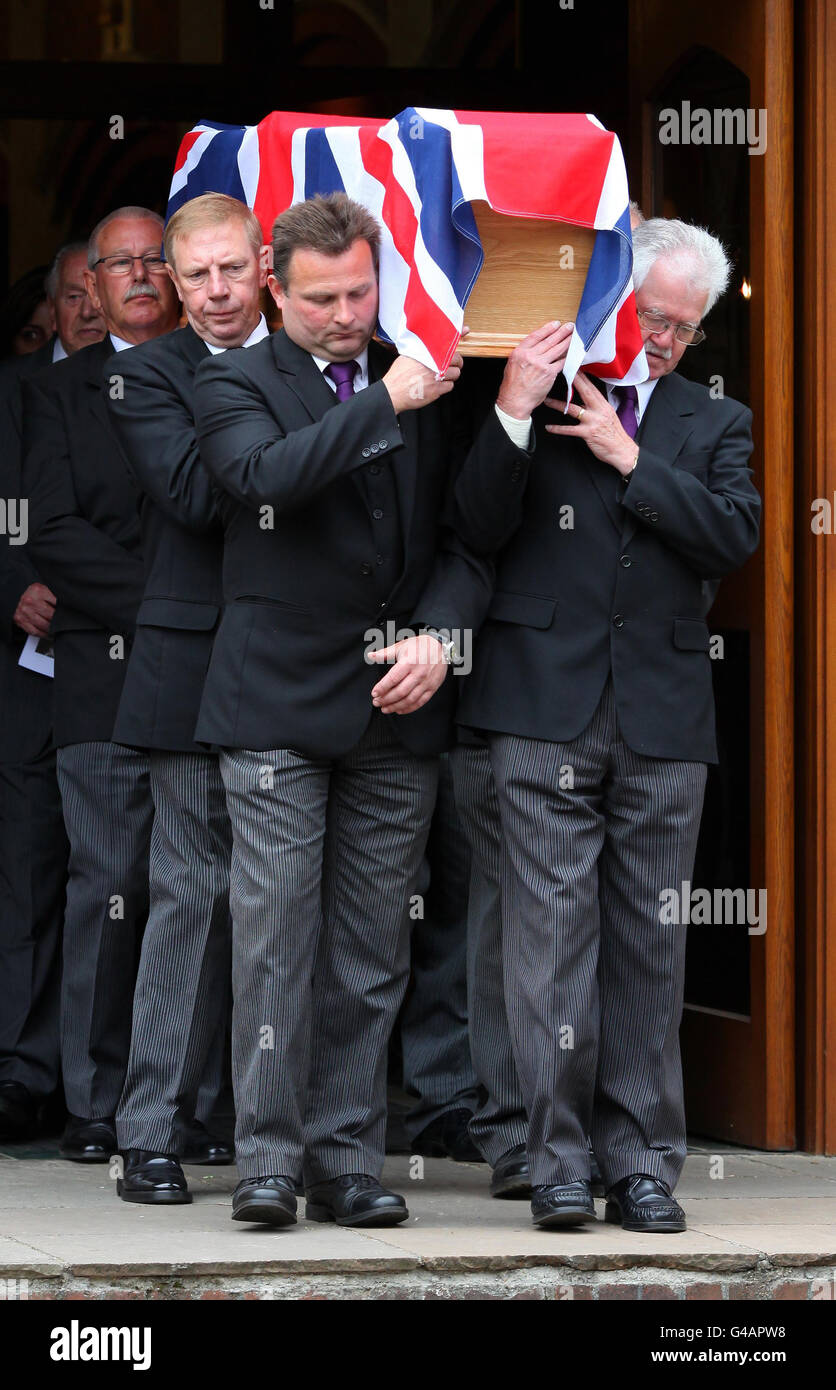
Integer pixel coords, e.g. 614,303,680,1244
491,1176,532,1199
532,1206,597,1229
116,1182,192,1205
231,1199,297,1226
306,1203,409,1227
182,1154,235,1165
59,1150,112,1163
604,1202,685,1232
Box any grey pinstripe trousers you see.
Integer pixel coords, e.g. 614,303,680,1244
56,741,153,1118
116,751,232,1153
488,679,706,1191
220,713,438,1183
449,741,528,1165
400,753,481,1139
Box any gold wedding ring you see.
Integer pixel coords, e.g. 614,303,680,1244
576,406,585,422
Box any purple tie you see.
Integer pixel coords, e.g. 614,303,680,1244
613,385,639,439
325,359,358,402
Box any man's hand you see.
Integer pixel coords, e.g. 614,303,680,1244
382,352,463,414
13,582,56,637
544,370,638,476
496,321,575,420
368,633,448,714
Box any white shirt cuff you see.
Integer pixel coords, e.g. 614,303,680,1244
494,403,533,450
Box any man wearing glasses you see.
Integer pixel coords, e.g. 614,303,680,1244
453,219,761,1233
22,208,179,1162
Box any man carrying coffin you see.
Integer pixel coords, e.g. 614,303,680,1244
453,219,761,1231
106,194,271,1202
192,192,571,1227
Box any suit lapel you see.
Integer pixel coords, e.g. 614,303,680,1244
270,329,339,421
620,373,696,546
556,378,624,537
83,338,118,435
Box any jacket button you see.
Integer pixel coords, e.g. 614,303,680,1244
378,439,388,449
370,443,380,454
650,510,659,521
360,562,373,576
612,613,624,629
368,464,381,475
372,508,384,520
510,469,520,482
620,554,632,568
362,447,371,458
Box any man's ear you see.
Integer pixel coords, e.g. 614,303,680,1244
83,268,103,315
45,298,57,335
267,272,284,310
258,244,272,288
166,263,184,304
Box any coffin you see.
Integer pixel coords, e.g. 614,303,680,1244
459,203,596,356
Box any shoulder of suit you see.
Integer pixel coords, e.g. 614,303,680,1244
666,371,750,422
194,331,273,383
107,326,202,376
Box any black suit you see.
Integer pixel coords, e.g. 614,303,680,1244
193,331,501,757
0,341,68,1106
191,330,507,1183
452,367,761,1192
104,324,233,1153
22,337,153,1122
109,326,223,753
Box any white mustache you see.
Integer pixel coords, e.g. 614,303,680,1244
647,344,673,360
124,282,160,302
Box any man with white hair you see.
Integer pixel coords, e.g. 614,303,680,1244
453,218,761,1232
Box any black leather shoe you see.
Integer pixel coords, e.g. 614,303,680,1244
59,1116,116,1162
412,1108,485,1163
232,1176,298,1226
490,1143,531,1199
181,1120,234,1165
117,1150,192,1205
531,1180,597,1228
604,1174,686,1232
0,1082,39,1141
306,1174,408,1227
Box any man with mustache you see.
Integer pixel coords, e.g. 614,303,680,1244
453,219,761,1231
22,207,180,1162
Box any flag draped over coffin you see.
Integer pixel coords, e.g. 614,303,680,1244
167,108,647,388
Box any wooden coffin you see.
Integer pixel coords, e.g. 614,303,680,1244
459,202,595,357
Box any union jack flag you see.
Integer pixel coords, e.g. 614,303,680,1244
167,108,647,388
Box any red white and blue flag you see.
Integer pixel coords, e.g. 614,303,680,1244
167,108,647,388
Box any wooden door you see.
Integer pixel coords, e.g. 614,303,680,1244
629,0,795,1148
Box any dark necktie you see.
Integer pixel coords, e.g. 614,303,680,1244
613,384,639,440
325,359,359,402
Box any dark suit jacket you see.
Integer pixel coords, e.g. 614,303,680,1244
0,340,59,763
192,330,511,757
454,369,761,763
104,325,223,753
21,337,146,747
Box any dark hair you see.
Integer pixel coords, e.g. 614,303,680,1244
0,266,49,359
271,193,381,289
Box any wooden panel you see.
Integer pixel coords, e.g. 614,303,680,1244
797,0,836,1154
631,0,796,1149
460,203,594,356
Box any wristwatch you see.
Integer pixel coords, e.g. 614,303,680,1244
424,627,462,666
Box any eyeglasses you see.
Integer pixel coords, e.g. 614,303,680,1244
91,253,168,276
637,309,706,346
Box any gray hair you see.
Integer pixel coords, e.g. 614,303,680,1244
631,218,731,315
87,206,164,268
45,241,88,299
